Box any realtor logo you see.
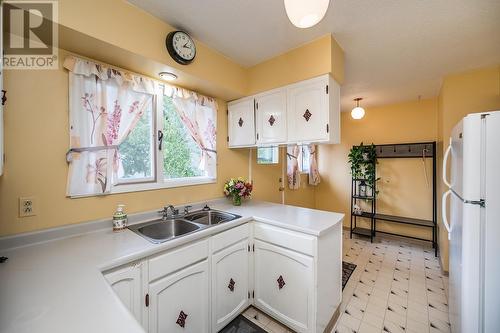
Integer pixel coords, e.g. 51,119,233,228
2,1,58,69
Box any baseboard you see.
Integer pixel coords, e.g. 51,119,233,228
324,307,340,333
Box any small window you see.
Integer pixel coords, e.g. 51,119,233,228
300,146,311,173
257,147,279,164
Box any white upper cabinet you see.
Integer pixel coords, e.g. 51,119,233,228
227,74,340,148
287,75,338,143
228,98,255,147
255,88,287,145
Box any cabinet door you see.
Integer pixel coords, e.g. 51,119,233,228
0,2,3,176
287,77,329,143
212,238,250,332
256,89,287,144
254,240,314,333
104,262,145,326
228,99,255,147
149,260,209,333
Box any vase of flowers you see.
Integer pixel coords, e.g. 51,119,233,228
224,178,253,206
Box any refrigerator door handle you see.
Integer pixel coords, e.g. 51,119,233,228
442,190,452,240
443,140,452,188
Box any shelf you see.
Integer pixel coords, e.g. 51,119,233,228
353,212,374,218
374,214,434,227
352,195,374,200
351,227,372,237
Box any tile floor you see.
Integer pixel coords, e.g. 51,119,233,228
243,230,450,333
334,231,450,333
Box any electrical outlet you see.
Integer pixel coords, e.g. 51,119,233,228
19,197,36,217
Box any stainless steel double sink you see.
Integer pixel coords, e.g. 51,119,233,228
128,209,241,244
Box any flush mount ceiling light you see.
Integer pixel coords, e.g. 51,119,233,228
284,0,330,28
159,71,177,81
351,98,365,119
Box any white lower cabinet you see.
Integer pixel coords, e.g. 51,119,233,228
149,260,210,333
212,238,250,332
104,261,147,329
103,220,342,333
254,239,314,333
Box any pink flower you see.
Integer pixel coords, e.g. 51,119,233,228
105,100,122,144
129,100,140,114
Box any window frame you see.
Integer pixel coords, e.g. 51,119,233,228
111,86,217,194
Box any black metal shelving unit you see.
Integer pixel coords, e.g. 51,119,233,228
350,142,438,256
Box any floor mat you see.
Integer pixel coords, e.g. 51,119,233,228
342,261,357,290
219,314,267,333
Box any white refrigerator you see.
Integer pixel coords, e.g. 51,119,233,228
442,111,500,333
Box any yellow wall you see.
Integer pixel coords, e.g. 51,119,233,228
246,35,344,95
250,148,316,208
0,48,317,236
57,0,248,100
0,1,339,236
315,99,438,240
0,49,249,235
437,65,500,271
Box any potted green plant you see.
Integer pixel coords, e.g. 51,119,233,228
348,143,380,196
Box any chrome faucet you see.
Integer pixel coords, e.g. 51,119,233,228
159,205,179,220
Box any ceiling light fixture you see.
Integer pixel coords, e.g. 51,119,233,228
351,98,365,120
159,71,177,81
284,0,330,28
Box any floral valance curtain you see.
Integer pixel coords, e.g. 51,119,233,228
64,56,155,197
163,85,217,178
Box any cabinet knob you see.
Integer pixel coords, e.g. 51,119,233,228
238,117,244,127
303,109,312,122
228,278,236,292
268,115,276,126
176,310,188,328
277,275,286,289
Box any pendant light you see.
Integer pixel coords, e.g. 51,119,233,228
284,0,330,28
351,98,365,119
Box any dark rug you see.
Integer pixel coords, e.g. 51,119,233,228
342,261,357,290
219,314,267,333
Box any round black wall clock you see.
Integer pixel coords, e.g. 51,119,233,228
166,30,196,65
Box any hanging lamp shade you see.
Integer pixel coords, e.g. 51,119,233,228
284,0,330,28
351,98,365,119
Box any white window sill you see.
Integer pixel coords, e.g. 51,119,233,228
111,177,217,195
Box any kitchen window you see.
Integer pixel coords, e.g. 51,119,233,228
65,56,217,197
114,91,218,194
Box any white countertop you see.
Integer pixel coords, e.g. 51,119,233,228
0,200,343,333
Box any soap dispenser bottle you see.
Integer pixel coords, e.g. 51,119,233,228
113,204,128,232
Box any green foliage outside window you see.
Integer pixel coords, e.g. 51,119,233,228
162,96,202,179
119,104,153,179
118,96,203,181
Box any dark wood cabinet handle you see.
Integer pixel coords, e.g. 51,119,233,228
238,117,244,127
277,275,286,289
228,278,236,292
176,310,188,328
1,90,6,106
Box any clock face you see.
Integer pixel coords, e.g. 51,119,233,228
166,31,196,65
